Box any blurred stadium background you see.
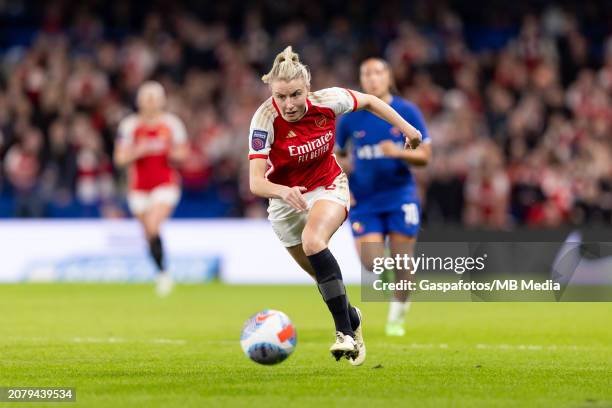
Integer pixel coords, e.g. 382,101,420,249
1,0,610,225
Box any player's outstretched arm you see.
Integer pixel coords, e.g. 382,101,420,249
249,158,308,211
379,140,431,166
351,90,422,149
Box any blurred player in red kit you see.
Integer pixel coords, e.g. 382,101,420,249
114,81,188,296
248,46,422,365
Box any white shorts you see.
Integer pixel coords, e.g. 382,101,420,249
127,185,181,215
268,172,350,247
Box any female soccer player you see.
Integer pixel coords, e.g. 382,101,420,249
248,47,422,364
114,81,188,297
336,58,431,336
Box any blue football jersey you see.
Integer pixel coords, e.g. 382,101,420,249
336,96,430,214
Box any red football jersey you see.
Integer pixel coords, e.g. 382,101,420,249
248,87,357,191
117,113,187,191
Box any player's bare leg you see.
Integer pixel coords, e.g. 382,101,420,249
140,202,175,297
354,233,390,289
354,232,386,271
286,244,316,280
301,199,364,363
386,233,416,336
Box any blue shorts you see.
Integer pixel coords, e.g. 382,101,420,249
349,202,421,238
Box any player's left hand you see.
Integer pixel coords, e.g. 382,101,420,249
379,140,401,158
404,130,422,150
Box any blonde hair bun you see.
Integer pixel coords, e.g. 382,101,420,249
262,46,311,87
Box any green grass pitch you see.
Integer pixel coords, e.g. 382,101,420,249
0,283,610,407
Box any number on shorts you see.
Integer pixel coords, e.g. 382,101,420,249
402,203,420,225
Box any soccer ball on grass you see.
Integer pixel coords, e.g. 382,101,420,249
240,309,297,365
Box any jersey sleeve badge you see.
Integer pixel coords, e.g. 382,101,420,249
251,130,268,151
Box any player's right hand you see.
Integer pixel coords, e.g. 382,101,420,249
280,186,308,211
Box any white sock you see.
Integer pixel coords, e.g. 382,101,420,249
387,300,411,323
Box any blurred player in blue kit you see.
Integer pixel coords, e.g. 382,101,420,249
336,58,431,336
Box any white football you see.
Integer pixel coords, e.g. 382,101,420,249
240,309,297,365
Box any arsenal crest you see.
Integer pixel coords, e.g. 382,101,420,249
315,115,327,128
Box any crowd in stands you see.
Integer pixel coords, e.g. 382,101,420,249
1,0,611,228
